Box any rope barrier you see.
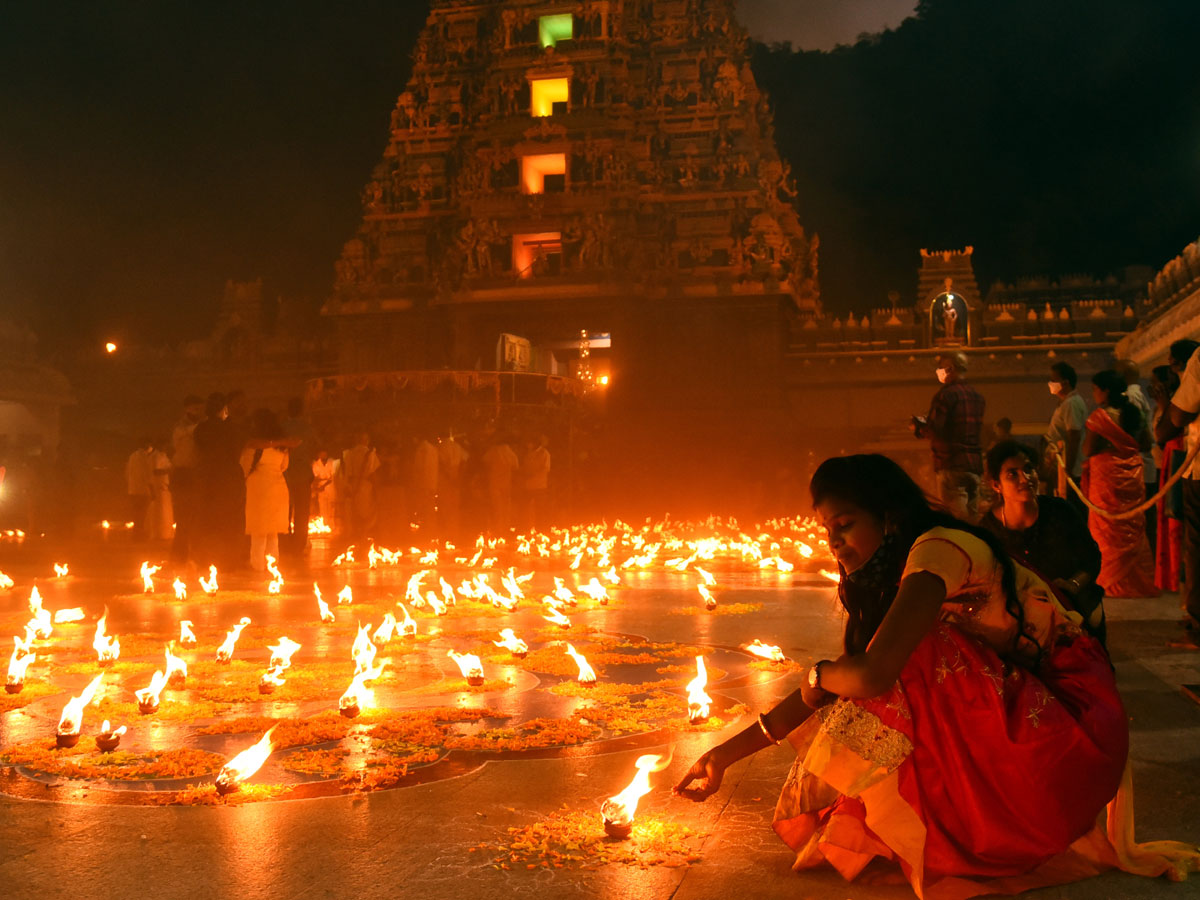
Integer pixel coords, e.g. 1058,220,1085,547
1055,439,1200,520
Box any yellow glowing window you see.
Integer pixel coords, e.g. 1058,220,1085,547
530,77,569,117
539,14,574,48
513,232,562,277
521,153,567,194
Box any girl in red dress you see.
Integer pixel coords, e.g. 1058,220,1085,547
675,454,1198,899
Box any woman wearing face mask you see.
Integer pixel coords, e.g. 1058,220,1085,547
675,454,1197,896
980,440,1106,644
1083,370,1158,598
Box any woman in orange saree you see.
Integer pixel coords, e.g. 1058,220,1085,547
1083,370,1158,598
674,454,1197,899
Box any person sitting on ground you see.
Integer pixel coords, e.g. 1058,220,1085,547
980,439,1106,645
674,453,1199,897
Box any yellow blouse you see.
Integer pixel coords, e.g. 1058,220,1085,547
902,526,1083,664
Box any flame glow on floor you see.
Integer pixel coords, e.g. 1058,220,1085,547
0,518,835,807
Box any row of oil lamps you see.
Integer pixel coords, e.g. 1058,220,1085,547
2,515,822,812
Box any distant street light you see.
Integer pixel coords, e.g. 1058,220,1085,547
105,342,117,354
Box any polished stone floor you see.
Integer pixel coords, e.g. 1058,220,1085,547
1,533,1198,900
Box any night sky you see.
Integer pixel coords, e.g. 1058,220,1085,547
0,1,1193,355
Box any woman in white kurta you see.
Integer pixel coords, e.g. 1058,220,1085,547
241,409,290,571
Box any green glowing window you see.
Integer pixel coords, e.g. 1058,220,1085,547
539,14,574,49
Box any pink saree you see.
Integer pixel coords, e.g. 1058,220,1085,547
1083,409,1159,598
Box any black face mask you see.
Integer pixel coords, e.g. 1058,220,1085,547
844,532,904,592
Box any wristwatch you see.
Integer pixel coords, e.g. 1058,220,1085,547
808,659,829,690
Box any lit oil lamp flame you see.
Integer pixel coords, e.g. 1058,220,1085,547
179,619,197,645
500,569,525,601
686,656,712,723
93,609,120,664
744,639,785,662
601,754,668,838
95,720,127,751
373,613,398,644
337,585,353,605
439,578,457,608
135,670,168,713
565,644,597,683
552,577,576,606
819,569,841,583
216,617,252,663
164,642,188,687
172,577,188,600
578,578,610,604
424,590,446,615
53,563,69,578
332,545,356,567
694,566,716,586
603,566,620,585
268,636,301,669
351,623,378,674
308,515,332,534
28,608,52,640
6,636,34,691
542,603,572,629
396,602,417,636
447,649,485,685
140,561,161,593
265,555,284,593
199,565,219,594
259,665,287,693
404,570,428,605
215,727,277,795
339,662,383,716
53,607,85,624
492,628,528,657
697,584,717,611
58,674,103,738
419,548,438,566
0,570,13,589
308,584,330,621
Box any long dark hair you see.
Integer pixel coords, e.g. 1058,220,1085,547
1091,369,1141,437
810,454,1039,664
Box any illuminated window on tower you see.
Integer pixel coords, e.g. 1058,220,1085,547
521,153,567,194
513,232,563,277
530,77,569,117
538,14,574,48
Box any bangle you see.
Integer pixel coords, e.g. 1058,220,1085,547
757,712,780,745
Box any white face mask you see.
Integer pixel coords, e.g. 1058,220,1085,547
936,368,951,384
1048,381,1062,396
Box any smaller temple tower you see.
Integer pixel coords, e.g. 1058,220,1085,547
917,247,981,347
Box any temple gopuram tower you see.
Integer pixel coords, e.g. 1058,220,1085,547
320,0,816,448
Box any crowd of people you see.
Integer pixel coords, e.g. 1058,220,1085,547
909,346,1200,648
125,392,555,571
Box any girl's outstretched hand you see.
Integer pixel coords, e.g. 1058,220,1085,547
672,748,728,802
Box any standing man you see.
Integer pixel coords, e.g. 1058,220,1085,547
125,437,155,541
1045,361,1089,513
341,432,380,542
410,432,439,533
169,395,205,564
519,433,551,530
1158,341,1200,647
437,433,468,539
1118,359,1158,550
281,397,316,558
912,351,985,521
